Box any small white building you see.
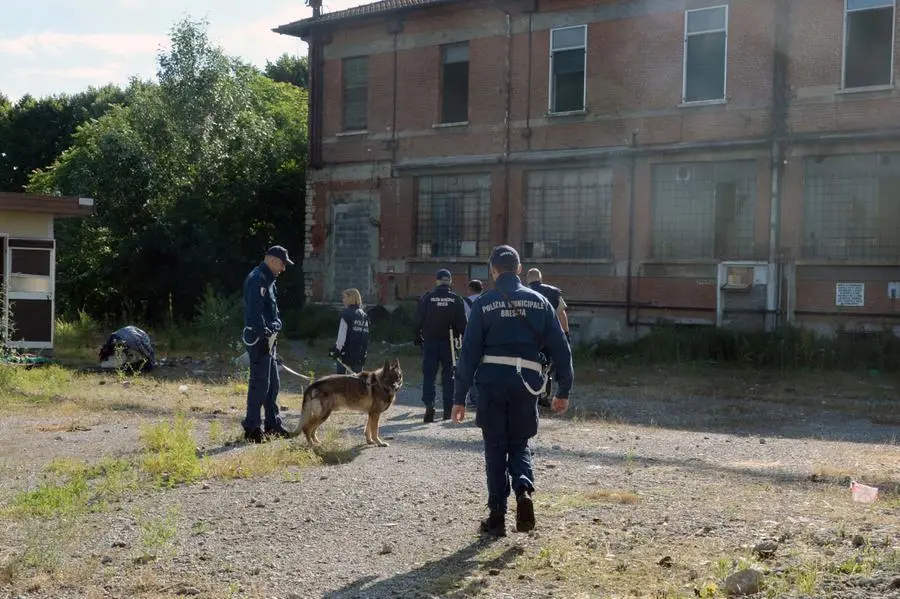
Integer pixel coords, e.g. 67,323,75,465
0,192,95,350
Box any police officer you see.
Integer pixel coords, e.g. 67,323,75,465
526,268,571,408
329,288,369,374
412,269,468,423
451,245,573,537
241,245,294,443
463,279,484,409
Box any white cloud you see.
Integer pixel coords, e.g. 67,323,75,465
0,32,165,58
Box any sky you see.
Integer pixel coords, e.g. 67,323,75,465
0,0,362,102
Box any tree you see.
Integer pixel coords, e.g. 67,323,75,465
0,86,128,192
264,53,309,89
28,17,308,324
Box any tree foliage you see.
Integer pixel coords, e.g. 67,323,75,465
264,53,309,89
0,85,129,192
28,17,308,324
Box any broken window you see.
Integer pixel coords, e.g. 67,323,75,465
441,43,469,124
652,161,757,259
524,167,613,259
342,56,368,131
550,25,586,113
844,0,895,89
804,153,900,260
416,174,491,258
683,6,728,103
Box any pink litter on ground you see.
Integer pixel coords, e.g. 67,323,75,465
850,481,879,504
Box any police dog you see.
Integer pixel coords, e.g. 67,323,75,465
298,359,403,448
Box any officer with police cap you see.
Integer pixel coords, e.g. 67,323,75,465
451,245,573,537
412,268,468,422
241,245,294,443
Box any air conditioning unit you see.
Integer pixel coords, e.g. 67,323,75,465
459,241,477,257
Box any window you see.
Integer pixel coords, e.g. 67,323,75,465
524,168,612,259
441,43,469,124
683,6,728,103
549,25,586,113
416,174,491,258
342,56,368,131
652,161,757,259
803,153,900,260
844,0,895,88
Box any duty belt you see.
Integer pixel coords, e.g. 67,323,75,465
481,355,548,397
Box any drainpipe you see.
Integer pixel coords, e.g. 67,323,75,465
502,10,512,242
525,12,533,151
386,20,402,164
626,131,638,331
768,0,791,331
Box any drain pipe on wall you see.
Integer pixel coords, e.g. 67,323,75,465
625,131,638,332
502,8,513,242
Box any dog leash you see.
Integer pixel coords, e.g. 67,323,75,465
277,361,312,382
333,357,360,376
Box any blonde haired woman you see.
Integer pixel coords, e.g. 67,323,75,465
328,288,370,374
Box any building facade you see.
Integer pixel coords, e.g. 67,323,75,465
276,0,900,342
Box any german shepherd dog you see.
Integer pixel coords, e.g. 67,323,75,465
297,359,403,448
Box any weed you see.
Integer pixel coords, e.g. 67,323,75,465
140,413,202,486
136,507,179,556
204,441,320,479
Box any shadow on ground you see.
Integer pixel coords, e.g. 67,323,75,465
322,537,515,599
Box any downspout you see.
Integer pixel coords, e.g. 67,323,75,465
503,10,512,242
626,132,638,330
525,12,533,151
768,0,790,331
307,31,325,170
389,26,400,164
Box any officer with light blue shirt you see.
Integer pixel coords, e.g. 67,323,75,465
241,245,294,443
451,244,573,537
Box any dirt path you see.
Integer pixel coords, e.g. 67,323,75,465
2,373,900,598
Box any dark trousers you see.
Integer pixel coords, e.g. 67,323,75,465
242,341,282,432
475,382,539,513
421,340,454,412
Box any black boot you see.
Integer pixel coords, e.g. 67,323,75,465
424,407,435,423
479,511,506,537
516,491,536,533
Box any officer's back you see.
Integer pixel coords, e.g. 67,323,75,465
414,274,466,342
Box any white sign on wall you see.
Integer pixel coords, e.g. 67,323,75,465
835,282,865,307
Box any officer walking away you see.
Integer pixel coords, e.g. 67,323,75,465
526,268,571,408
412,269,468,423
451,245,573,537
329,288,369,374
463,279,484,320
526,268,570,341
241,245,294,443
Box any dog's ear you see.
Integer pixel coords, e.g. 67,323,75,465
383,359,390,370
391,358,400,369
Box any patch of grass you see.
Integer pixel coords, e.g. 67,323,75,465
0,365,73,406
583,489,640,504
6,457,136,519
140,413,202,487
538,487,640,511
136,506,179,557
204,441,320,479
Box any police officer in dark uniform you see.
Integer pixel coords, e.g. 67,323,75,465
526,268,571,407
452,245,573,537
328,288,369,374
412,268,468,423
241,245,294,443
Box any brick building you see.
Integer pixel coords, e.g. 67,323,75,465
275,0,900,343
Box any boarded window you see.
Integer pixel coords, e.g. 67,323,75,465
804,153,900,260
844,0,895,88
652,161,757,259
416,174,491,258
8,299,52,343
441,43,469,124
684,6,728,103
524,167,613,259
550,25,586,113
342,56,368,131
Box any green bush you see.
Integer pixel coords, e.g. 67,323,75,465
592,325,900,372
192,285,242,346
282,302,341,343
369,302,417,343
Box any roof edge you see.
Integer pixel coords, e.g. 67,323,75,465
0,192,95,217
274,0,466,38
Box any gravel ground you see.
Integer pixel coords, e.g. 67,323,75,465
2,368,900,598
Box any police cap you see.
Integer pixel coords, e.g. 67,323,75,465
489,245,520,271
266,245,295,266
436,268,452,282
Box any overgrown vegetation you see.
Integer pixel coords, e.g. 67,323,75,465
593,325,900,372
